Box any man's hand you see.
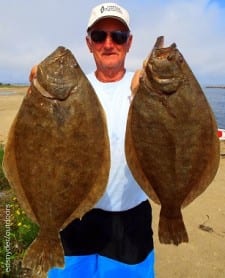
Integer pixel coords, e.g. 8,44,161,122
27,65,38,94
29,65,38,82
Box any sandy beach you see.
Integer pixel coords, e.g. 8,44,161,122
0,87,27,143
0,87,224,277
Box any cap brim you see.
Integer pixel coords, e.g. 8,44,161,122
87,16,130,31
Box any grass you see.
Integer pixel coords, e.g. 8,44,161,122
0,84,28,88
0,143,10,191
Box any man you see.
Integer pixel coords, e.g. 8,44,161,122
43,2,154,277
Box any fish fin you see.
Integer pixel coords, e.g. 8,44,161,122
3,116,38,224
158,214,189,245
22,231,64,277
182,131,220,208
125,106,160,204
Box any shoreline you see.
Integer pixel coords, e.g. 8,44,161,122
205,86,225,89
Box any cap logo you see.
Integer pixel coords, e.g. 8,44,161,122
100,5,122,14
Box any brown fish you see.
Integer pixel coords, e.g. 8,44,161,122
125,36,220,245
3,46,110,276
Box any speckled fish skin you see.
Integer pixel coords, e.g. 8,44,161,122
3,46,110,277
125,36,220,245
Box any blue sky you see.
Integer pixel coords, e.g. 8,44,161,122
0,0,225,85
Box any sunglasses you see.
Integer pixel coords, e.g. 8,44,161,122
89,30,130,45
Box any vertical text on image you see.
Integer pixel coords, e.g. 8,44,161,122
5,203,12,273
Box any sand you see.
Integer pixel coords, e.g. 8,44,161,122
0,87,27,143
0,87,224,277
152,158,225,277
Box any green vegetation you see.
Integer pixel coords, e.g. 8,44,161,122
0,143,10,191
0,83,11,87
0,143,39,276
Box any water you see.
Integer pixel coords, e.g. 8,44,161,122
0,91,15,96
203,87,225,129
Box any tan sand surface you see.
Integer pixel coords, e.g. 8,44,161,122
0,86,224,277
0,87,27,143
152,157,225,277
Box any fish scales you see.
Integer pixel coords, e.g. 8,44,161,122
3,46,110,277
125,36,220,245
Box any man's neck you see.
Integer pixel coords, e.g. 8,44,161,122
95,68,126,82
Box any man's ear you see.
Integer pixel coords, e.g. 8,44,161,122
86,36,93,53
126,34,133,53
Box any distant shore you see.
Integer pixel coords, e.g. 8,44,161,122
2,83,225,89
0,84,28,88
205,85,225,89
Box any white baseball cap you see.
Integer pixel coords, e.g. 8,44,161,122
87,2,130,31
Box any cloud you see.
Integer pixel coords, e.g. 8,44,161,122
127,0,225,84
0,0,225,84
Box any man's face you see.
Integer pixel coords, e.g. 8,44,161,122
86,18,132,73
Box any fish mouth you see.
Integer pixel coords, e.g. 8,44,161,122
33,78,76,100
149,68,181,94
36,47,79,100
145,36,183,94
35,73,77,100
147,69,182,95
146,58,183,94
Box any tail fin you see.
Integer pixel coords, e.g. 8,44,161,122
158,212,189,245
22,231,64,277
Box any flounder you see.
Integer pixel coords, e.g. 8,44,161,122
125,36,220,245
3,47,110,276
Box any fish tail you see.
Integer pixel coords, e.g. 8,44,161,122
22,231,64,277
158,214,189,245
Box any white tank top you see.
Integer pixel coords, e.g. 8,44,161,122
87,71,148,211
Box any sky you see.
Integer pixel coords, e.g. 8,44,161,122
0,0,225,85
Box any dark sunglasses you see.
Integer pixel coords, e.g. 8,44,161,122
89,30,130,45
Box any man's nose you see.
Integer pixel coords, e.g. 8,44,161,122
104,35,114,48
